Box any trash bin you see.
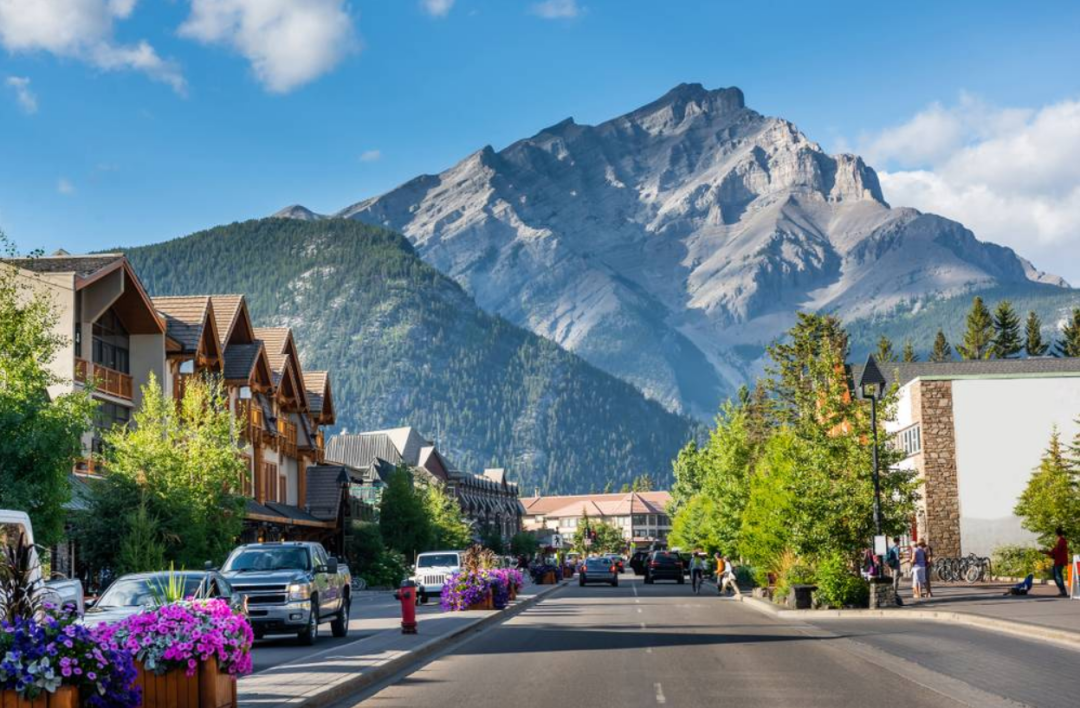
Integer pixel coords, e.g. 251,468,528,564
791,584,817,610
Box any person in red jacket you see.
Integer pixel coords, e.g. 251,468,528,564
1046,527,1070,598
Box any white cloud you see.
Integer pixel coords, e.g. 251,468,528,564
179,0,356,94
5,76,37,113
359,149,381,162
0,0,185,93
855,95,1080,280
420,0,454,18
530,0,580,19
57,177,75,195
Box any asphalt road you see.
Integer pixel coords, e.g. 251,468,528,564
344,576,1080,708
247,591,426,674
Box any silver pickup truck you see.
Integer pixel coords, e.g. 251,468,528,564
222,541,351,645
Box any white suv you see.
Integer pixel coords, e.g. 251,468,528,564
410,551,463,602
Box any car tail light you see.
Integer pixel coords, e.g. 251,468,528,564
611,566,617,573
650,561,659,567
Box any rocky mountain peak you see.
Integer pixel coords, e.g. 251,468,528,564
273,204,323,221
332,84,1068,418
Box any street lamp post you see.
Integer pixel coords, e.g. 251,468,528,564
858,354,887,577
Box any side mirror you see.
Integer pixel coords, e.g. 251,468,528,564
84,598,96,609
204,561,216,571
322,557,339,575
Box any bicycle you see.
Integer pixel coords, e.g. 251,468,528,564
350,576,368,592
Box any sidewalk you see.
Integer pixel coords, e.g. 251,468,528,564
238,581,565,708
895,581,1080,634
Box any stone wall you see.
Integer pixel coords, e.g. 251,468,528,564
916,380,962,558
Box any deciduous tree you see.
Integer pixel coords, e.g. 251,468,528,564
1015,429,1080,545
379,465,433,560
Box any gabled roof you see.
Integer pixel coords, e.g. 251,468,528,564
325,433,403,470
223,342,271,384
520,491,672,517
303,371,335,425
152,297,223,370
254,326,308,411
849,357,1080,391
304,465,350,521
208,295,253,347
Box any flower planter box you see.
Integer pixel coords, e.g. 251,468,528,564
466,590,494,611
0,687,78,708
135,657,236,708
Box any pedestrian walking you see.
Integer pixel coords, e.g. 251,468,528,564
886,536,902,594
910,540,929,600
1045,527,1070,598
719,556,741,597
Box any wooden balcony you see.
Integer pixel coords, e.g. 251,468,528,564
277,418,298,459
74,358,133,400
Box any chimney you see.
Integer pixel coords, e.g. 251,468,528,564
534,487,540,498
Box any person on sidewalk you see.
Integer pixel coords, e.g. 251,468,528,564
886,536,903,594
1045,527,1070,598
910,540,929,600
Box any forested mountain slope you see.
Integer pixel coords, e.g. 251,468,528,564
124,218,698,493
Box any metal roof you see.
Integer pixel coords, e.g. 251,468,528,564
849,357,1080,390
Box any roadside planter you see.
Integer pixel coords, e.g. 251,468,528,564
0,606,139,708
92,599,253,708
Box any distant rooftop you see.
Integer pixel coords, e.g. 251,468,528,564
850,357,1080,390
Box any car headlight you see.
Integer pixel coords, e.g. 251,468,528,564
287,583,311,602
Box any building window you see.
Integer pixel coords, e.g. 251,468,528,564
895,424,922,458
91,402,131,454
92,309,130,374
633,514,647,526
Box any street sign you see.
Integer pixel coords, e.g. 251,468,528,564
873,535,888,556
584,537,592,547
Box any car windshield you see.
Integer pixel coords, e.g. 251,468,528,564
224,547,311,572
417,554,459,568
95,575,204,609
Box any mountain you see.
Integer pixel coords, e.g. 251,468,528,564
326,83,1071,418
123,218,698,494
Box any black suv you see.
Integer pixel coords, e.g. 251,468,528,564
629,551,650,576
644,551,684,584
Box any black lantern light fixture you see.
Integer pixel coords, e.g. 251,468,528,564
858,354,887,575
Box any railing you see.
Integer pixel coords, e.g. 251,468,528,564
314,430,325,462
277,418,298,459
74,357,133,400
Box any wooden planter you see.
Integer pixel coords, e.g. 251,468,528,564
466,590,494,611
0,686,78,708
135,656,237,708
543,571,557,584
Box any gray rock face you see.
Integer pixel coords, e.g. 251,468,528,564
329,83,1066,417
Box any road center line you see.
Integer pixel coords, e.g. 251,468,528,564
654,682,666,705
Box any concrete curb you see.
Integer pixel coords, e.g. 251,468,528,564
736,595,1080,651
255,581,567,708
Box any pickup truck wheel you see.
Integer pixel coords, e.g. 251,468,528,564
298,598,319,646
331,594,350,638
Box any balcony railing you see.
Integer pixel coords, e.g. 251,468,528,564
74,358,133,400
277,418,298,459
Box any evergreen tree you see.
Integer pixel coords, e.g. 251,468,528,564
875,335,898,363
1056,307,1080,358
631,473,654,492
1014,429,1080,545
0,233,96,545
901,340,918,363
990,300,1022,358
956,296,994,360
379,466,433,560
1025,311,1050,357
930,330,953,362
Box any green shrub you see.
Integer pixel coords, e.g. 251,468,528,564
346,521,409,588
991,545,1052,579
814,552,869,608
772,550,815,601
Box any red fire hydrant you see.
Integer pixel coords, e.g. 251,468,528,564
399,580,418,634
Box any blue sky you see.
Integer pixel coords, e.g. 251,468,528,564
2,0,1079,277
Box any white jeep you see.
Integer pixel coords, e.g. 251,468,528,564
410,550,463,603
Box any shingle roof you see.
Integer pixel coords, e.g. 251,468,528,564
303,371,328,411
152,296,212,353
304,465,350,521
208,295,244,347
325,433,403,470
223,343,263,380
253,327,291,372
4,253,124,278
849,357,1080,390
520,491,672,517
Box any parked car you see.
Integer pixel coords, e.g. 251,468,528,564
409,550,463,603
644,551,684,584
578,557,619,587
80,570,239,627
1,509,84,615
629,551,650,576
222,541,351,645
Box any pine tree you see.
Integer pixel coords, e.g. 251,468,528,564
901,340,918,363
929,330,953,362
875,335,898,363
1056,307,1080,358
1024,311,1050,357
990,300,1022,359
1014,428,1080,545
956,296,994,360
